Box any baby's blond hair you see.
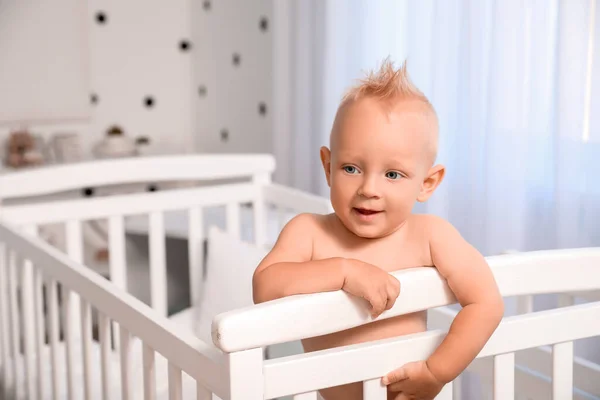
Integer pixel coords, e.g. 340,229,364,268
337,58,439,163
342,58,431,107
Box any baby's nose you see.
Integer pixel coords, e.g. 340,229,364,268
358,178,381,198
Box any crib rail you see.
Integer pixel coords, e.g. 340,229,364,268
0,181,332,321
1,183,259,226
210,248,600,399
1,183,261,318
0,154,275,201
0,221,228,400
213,247,600,352
258,302,600,399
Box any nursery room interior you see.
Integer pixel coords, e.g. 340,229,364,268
0,1,598,400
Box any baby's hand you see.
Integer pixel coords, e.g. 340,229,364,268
382,361,445,400
342,259,400,318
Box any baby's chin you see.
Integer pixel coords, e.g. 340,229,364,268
343,221,398,239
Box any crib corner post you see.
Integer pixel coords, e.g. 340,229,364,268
227,347,265,400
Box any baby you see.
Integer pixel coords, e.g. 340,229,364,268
252,59,504,400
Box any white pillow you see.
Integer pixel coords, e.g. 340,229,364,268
195,226,269,345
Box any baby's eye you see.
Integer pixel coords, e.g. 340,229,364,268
343,166,358,174
386,171,402,180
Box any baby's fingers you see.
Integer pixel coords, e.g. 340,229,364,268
370,291,387,318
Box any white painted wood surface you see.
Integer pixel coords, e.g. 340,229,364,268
429,305,600,397
1,183,259,226
553,341,574,400
149,211,168,317
214,248,600,352
493,353,515,399
0,222,228,398
0,154,275,200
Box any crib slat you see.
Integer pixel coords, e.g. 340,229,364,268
226,202,241,239
552,341,573,399
363,378,387,399
109,215,127,350
0,243,10,396
188,207,204,308
81,299,93,400
63,287,77,399
48,279,61,400
25,225,45,400
67,220,92,400
143,343,156,400
120,326,133,400
20,245,36,399
109,215,127,289
558,294,575,308
493,352,515,399
292,391,318,400
66,220,84,399
7,250,20,398
517,295,534,314
149,211,168,317
33,267,45,400
98,312,112,400
168,362,183,400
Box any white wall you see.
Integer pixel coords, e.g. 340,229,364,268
192,0,273,154
0,0,273,162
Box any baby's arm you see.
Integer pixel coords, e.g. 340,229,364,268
252,213,347,304
425,216,504,383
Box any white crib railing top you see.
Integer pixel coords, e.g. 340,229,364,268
0,182,259,225
0,221,229,397
212,247,600,352
0,153,275,200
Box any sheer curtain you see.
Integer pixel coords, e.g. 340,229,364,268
273,0,599,257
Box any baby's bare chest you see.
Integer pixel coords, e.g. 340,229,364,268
311,233,432,273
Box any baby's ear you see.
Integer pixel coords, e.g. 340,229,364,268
417,164,445,202
320,146,332,187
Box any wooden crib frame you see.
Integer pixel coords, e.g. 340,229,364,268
0,154,598,399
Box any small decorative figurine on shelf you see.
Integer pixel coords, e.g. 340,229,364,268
4,129,45,168
93,124,138,159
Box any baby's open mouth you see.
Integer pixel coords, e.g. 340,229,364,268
354,208,381,215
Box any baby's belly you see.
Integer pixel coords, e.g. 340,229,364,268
300,311,427,400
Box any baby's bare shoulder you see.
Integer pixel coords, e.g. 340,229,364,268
283,212,324,233
410,213,455,236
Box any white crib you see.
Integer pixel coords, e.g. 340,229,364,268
0,154,599,400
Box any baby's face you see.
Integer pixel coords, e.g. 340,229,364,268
322,97,437,239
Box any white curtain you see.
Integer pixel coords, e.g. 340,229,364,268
273,0,599,258
273,2,600,394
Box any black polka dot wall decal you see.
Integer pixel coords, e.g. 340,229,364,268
147,184,158,192
90,93,98,104
258,102,267,116
198,85,207,97
82,188,95,197
96,12,107,24
220,129,229,142
179,40,191,52
144,96,155,108
203,1,211,11
259,17,268,32
232,53,241,67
